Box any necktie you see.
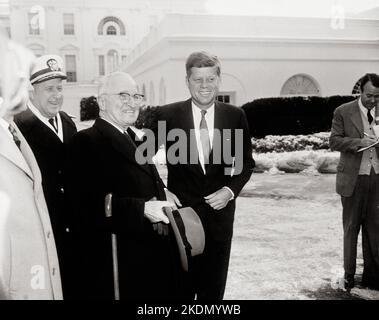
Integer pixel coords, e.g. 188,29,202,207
367,109,374,125
199,110,211,165
126,127,137,146
48,116,58,133
8,124,21,149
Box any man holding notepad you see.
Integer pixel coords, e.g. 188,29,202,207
330,73,379,292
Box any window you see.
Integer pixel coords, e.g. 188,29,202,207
217,95,230,104
97,16,126,35
28,12,40,35
63,13,75,35
280,74,320,96
106,25,117,35
107,50,119,73
121,55,127,64
65,55,77,82
99,55,105,76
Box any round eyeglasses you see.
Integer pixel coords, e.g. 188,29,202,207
104,92,145,106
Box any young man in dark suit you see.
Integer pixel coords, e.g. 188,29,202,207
155,51,255,300
67,71,183,300
14,54,77,299
330,73,379,291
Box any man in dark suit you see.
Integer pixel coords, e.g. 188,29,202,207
330,73,379,291
67,71,183,300
14,54,77,299
155,51,254,300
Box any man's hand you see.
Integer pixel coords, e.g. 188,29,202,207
144,200,172,224
164,189,182,209
204,188,233,211
360,136,378,147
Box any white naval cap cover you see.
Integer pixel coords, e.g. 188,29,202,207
30,54,67,85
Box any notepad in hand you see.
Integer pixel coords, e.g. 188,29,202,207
357,139,379,152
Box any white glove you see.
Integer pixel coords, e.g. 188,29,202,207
144,200,172,224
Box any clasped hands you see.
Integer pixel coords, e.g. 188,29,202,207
204,187,233,211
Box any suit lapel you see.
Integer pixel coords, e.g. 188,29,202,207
15,123,43,186
350,101,364,136
0,123,34,180
94,119,152,177
60,112,76,143
21,108,62,145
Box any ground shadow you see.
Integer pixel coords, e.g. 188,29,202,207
301,283,365,300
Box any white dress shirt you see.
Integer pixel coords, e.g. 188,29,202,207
28,101,64,142
191,102,234,200
100,117,145,139
191,102,215,173
358,98,376,125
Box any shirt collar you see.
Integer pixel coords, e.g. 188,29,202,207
28,100,51,121
358,97,375,116
100,117,144,138
191,101,215,117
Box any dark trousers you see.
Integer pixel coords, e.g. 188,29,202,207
190,237,232,300
341,170,379,288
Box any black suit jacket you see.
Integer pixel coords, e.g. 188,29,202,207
15,108,77,237
67,118,182,300
156,99,254,241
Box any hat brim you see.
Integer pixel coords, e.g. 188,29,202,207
164,206,205,272
31,73,67,85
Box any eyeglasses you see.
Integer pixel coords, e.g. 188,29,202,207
104,92,145,105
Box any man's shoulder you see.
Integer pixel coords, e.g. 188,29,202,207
59,111,77,127
334,99,358,114
14,108,36,128
217,101,243,114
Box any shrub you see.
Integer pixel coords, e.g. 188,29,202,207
242,95,357,138
134,105,159,129
80,96,99,121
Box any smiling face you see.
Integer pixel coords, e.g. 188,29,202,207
186,66,221,110
361,81,379,110
31,78,64,118
99,73,140,130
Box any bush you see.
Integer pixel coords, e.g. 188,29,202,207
80,96,99,121
242,95,357,138
134,105,159,129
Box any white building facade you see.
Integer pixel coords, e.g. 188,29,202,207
123,14,379,108
4,1,379,117
8,0,207,117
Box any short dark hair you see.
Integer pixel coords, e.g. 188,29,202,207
185,51,221,77
360,73,379,91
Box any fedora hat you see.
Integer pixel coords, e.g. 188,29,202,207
30,54,67,85
164,206,205,272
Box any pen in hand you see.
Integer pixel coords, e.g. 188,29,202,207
364,132,376,139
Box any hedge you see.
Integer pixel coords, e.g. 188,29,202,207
80,96,99,121
241,95,357,138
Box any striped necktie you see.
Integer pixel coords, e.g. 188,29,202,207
200,110,211,165
8,124,21,149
